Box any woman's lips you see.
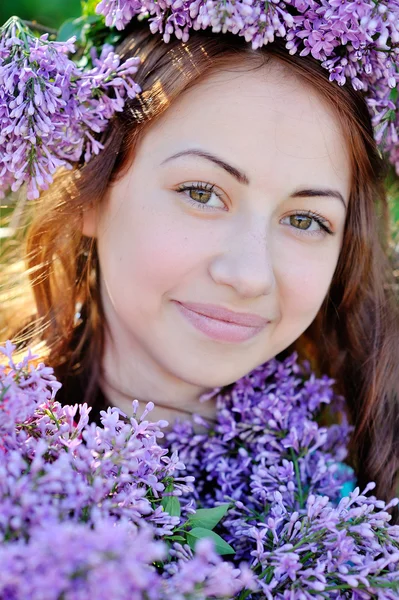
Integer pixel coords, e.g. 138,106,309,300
174,301,268,343
176,301,269,327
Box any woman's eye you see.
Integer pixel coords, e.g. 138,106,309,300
176,182,226,211
281,213,333,236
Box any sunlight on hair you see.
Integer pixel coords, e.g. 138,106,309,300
131,79,169,122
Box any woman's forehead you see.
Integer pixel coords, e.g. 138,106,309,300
137,62,352,199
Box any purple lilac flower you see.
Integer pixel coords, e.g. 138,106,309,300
244,487,399,599
0,17,141,199
0,521,251,599
0,341,249,599
0,522,165,600
167,352,354,518
163,538,257,597
166,352,399,597
2,340,399,598
0,342,191,540
96,0,399,175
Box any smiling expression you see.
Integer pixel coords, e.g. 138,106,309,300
84,58,351,401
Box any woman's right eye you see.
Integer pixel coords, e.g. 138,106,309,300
176,182,227,211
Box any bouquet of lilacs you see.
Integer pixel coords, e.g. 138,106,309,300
166,355,399,598
0,341,252,599
1,340,399,599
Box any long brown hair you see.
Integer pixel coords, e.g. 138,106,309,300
1,23,398,508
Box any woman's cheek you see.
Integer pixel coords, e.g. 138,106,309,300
276,241,338,317
108,206,207,307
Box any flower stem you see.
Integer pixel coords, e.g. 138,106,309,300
22,20,58,36
0,16,57,37
290,448,304,509
237,589,253,600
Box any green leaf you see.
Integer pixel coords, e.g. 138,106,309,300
57,18,84,42
167,535,186,542
389,86,398,104
187,504,230,530
161,494,181,518
161,485,181,518
187,528,235,556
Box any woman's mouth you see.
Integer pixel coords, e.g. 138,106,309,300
174,301,268,343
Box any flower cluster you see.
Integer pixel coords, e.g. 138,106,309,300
1,341,399,598
0,17,141,200
0,341,185,539
0,341,248,599
96,0,399,175
165,352,399,597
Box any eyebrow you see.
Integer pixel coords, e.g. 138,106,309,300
161,149,347,208
161,149,250,185
290,188,347,209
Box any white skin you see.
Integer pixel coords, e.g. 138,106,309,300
83,58,351,426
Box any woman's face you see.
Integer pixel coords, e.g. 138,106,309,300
85,58,351,396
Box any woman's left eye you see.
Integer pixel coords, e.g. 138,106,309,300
176,182,226,210
280,212,333,236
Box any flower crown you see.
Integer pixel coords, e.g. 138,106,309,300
0,0,398,200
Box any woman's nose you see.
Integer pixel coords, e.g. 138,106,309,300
208,217,276,299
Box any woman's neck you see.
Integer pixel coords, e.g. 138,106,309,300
99,372,218,431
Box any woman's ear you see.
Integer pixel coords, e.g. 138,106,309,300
81,205,98,238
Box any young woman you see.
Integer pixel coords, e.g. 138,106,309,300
1,20,399,515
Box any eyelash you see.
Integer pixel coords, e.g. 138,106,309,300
176,182,334,237
177,182,225,205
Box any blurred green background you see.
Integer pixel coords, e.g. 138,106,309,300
0,0,80,29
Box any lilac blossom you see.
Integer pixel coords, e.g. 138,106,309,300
0,17,141,199
96,0,399,175
0,342,187,540
0,341,249,599
166,352,399,597
167,353,354,516
0,522,253,599
0,522,165,599
1,340,399,598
